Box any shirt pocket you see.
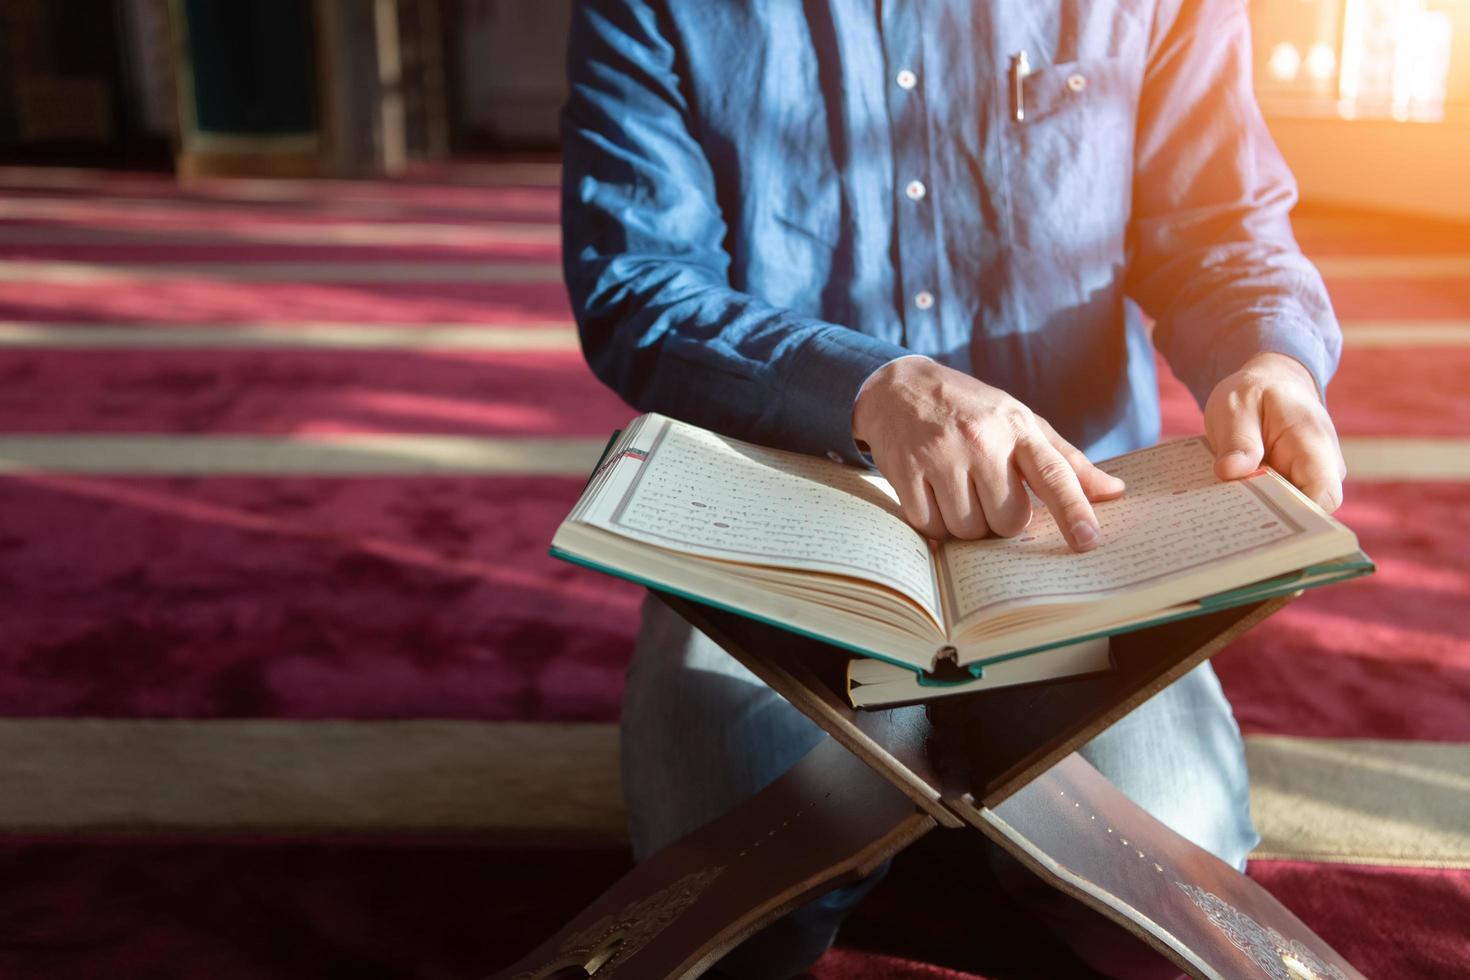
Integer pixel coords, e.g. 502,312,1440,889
1000,56,1140,260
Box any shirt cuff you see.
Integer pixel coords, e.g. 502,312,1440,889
783,326,917,465
1203,317,1339,405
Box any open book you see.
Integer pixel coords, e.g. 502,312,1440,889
551,413,1372,687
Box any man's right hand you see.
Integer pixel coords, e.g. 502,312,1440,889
851,357,1125,551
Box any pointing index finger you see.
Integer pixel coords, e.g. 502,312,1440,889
1015,436,1102,552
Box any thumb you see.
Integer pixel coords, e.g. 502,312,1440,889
1208,396,1265,481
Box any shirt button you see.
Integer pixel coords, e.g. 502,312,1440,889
914,290,934,311
896,69,917,90
826,450,843,463
1066,73,1087,92
904,179,927,201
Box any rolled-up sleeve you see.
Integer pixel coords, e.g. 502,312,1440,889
560,0,910,460
1126,0,1342,405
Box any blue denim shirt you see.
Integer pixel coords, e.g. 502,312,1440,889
560,0,1341,464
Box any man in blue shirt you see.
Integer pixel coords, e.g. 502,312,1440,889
561,0,1347,975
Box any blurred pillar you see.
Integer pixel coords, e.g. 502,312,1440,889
169,0,451,179
168,0,321,177
314,0,379,176
452,0,569,148
316,0,450,177
374,0,408,175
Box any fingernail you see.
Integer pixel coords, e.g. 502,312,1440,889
1071,522,1099,548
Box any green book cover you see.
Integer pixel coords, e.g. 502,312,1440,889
550,545,1374,681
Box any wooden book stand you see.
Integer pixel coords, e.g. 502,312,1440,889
494,593,1366,980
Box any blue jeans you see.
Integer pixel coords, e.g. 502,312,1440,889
621,595,1260,979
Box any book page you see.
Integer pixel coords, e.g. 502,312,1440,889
583,418,943,623
942,438,1311,622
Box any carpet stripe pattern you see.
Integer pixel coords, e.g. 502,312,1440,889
0,259,565,284
0,321,581,350
0,435,615,474
1,318,1466,350
9,254,1470,282
0,164,1464,978
1,435,1467,478
0,719,1464,871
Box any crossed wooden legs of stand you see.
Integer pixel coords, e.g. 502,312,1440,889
495,596,1366,980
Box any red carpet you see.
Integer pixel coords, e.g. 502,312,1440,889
1244,862,1470,978
1158,347,1470,438
0,837,627,980
0,476,1463,739
0,346,1463,437
0,350,629,435
0,473,639,720
0,241,563,264
0,165,1465,978
0,843,1462,977
0,280,574,325
1312,279,1470,320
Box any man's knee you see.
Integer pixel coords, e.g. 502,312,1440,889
621,597,825,854
1147,760,1257,872
1079,664,1259,871
619,597,880,976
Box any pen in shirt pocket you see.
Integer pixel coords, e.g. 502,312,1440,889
1010,50,1030,122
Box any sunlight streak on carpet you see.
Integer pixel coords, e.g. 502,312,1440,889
0,434,609,475
0,321,579,350
0,260,563,285
0,720,1460,871
0,435,1462,478
1247,736,1470,868
0,320,1459,352
1340,320,1470,346
0,217,559,247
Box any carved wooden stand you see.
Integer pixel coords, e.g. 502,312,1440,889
494,594,1366,980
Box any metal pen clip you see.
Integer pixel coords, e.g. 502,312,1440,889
1010,50,1030,122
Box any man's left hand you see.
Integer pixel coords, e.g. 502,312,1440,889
1204,352,1347,513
